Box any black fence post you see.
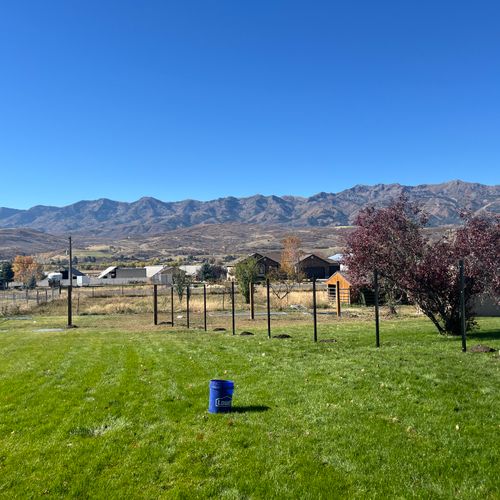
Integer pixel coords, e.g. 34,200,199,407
374,269,380,348
186,285,190,329
266,278,271,339
459,260,467,352
153,284,158,325
204,283,207,331
336,280,342,318
231,281,235,335
250,281,255,320
313,278,317,342
171,286,174,327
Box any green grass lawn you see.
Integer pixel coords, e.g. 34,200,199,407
0,314,499,498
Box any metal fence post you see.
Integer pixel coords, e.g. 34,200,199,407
153,284,158,325
266,278,271,339
171,286,174,327
313,278,317,342
374,269,380,348
336,280,341,318
250,281,255,320
204,284,207,331
231,281,235,335
459,260,467,352
186,285,190,329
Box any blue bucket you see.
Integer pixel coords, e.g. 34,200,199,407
208,379,234,413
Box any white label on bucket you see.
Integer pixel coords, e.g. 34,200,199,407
215,396,232,407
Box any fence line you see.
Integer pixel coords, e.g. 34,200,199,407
0,288,59,314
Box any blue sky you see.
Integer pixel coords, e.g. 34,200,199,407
1,0,499,209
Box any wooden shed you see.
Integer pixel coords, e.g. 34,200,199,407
326,271,352,305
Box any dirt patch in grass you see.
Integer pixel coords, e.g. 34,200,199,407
470,344,497,353
240,331,254,336
273,334,292,339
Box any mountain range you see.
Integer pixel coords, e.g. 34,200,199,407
0,180,498,239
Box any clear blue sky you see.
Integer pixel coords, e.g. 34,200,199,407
1,0,499,209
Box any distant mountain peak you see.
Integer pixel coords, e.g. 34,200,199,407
0,181,497,238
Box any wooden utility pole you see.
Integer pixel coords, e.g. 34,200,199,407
67,236,73,328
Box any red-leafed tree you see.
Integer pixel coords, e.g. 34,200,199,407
344,197,499,335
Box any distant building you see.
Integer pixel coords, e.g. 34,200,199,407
226,253,280,281
98,266,147,281
57,267,86,280
179,264,203,277
226,252,339,281
328,253,348,272
326,271,352,305
145,265,174,285
296,254,340,280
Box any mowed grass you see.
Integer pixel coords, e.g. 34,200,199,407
0,313,499,499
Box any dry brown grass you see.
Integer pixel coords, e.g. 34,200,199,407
13,284,424,328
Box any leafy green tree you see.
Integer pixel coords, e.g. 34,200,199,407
172,267,190,302
0,261,14,289
234,257,259,304
197,261,226,283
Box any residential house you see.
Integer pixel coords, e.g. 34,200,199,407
296,254,340,280
145,265,175,285
226,253,280,281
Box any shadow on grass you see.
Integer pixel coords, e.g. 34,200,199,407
231,405,270,413
467,329,500,341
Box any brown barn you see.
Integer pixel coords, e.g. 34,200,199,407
326,271,352,304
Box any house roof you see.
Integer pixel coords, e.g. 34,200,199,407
57,267,86,276
145,265,175,277
179,265,202,276
328,253,344,262
227,253,280,267
325,271,353,286
98,266,117,279
298,253,337,265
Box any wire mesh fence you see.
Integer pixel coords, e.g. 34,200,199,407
0,287,59,315
0,281,366,345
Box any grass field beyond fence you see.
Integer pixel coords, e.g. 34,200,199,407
0,314,499,498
